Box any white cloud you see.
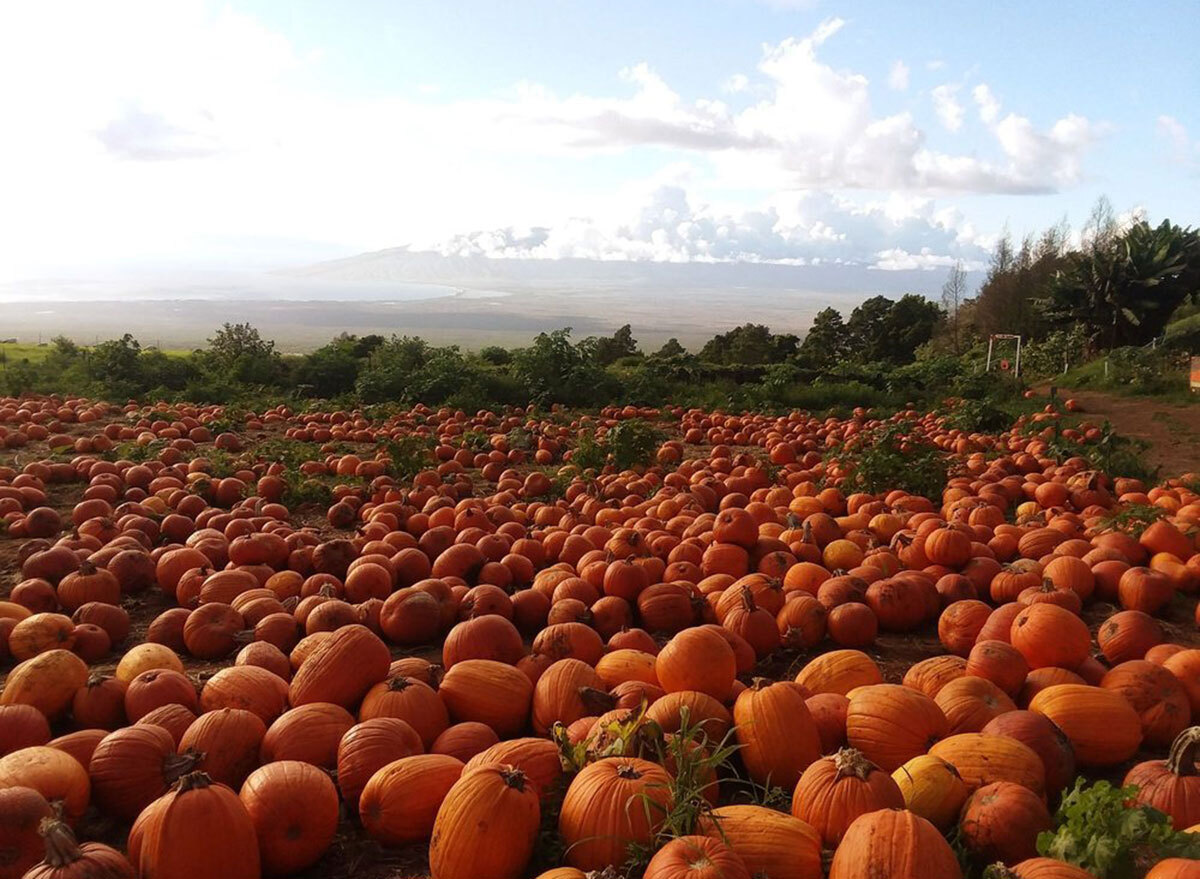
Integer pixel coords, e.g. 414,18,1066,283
1157,115,1197,167
888,60,910,91
926,59,946,71
723,73,750,93
931,84,964,131
973,83,1001,124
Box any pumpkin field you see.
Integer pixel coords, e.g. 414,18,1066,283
3,393,1200,879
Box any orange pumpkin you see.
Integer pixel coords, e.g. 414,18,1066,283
429,765,541,879
828,808,962,879
791,747,904,846
699,804,822,879
1028,684,1143,767
845,684,949,771
239,760,339,875
359,754,464,846
558,757,672,871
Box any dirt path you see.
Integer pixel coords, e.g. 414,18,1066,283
1040,387,1200,477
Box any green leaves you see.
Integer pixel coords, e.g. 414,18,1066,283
1037,779,1200,878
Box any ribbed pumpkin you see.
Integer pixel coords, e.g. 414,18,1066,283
1124,726,1200,829
1145,858,1200,879
439,660,533,738
358,675,450,749
359,754,464,846
199,665,289,725
938,600,993,657
336,718,424,812
903,655,966,698
981,711,1076,796
733,679,821,790
22,818,133,879
0,747,90,823
846,684,949,771
1004,858,1096,878
179,709,266,789
463,738,565,801
929,733,1046,795
891,754,968,829
429,765,541,879
260,703,355,768
239,761,339,876
0,705,50,757
698,804,822,879
655,627,736,701
89,724,201,821
123,668,198,723
531,659,608,736
0,650,88,719
127,771,260,879
959,781,1053,865
828,808,962,879
595,649,660,689
795,649,882,695
791,747,904,847
807,692,849,754
1028,684,1143,767
558,757,672,871
646,691,733,743
431,723,500,762
0,785,54,879
644,836,750,879
1097,610,1162,665
288,624,390,710
935,675,1017,734
70,675,127,731
1100,660,1191,748
1009,604,1090,670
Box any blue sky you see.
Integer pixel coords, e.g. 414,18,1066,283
0,0,1196,280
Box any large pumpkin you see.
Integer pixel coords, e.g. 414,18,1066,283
0,650,88,720
959,781,1053,865
733,679,821,790
531,659,608,736
828,808,962,879
1124,726,1200,830
89,724,201,821
891,754,967,830
1028,684,1143,767
429,765,541,879
21,818,134,879
0,747,89,823
981,710,1076,796
239,760,339,876
655,627,736,701
180,709,266,790
644,836,750,879
359,675,450,749
1100,660,1191,748
260,703,355,768
199,666,289,725
463,738,565,802
438,660,533,738
359,754,464,846
288,624,390,710
127,771,260,879
1009,604,1090,670
698,804,822,879
791,747,904,847
929,733,1046,796
845,684,949,771
935,675,1017,734
336,718,424,812
558,757,672,871
794,649,881,695
0,785,54,879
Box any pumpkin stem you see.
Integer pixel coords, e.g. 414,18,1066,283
739,585,756,611
498,765,528,791
750,677,772,691
616,763,644,780
86,672,110,687
386,675,412,692
981,864,1020,879
832,747,877,780
579,686,617,714
164,749,204,784
174,771,214,793
77,558,98,576
38,818,83,867
1166,726,1200,777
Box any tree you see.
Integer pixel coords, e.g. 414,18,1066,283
207,323,275,364
1041,219,1200,350
883,294,944,363
699,324,799,365
941,262,968,354
798,307,849,369
593,324,640,365
510,328,611,405
654,338,686,358
845,296,895,362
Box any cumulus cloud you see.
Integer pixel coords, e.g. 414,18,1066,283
1157,115,1197,167
888,60,910,91
972,83,1001,124
931,84,964,131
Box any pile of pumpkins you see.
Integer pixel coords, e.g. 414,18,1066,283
1,393,1200,879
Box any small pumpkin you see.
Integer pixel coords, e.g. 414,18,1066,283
959,781,1053,865
22,817,133,879
891,754,968,830
791,747,904,846
1124,725,1200,830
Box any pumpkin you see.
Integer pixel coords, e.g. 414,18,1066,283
429,765,541,879
791,747,904,846
359,754,464,846
807,692,849,754
938,600,993,657
359,675,450,749
929,733,1046,795
1097,610,1162,665
1009,604,1090,670
135,704,197,747
795,649,881,695
646,691,733,743
655,627,736,701
903,655,966,699
182,603,245,659
1101,660,1190,747
1006,858,1095,878
56,562,121,612
441,615,524,667
9,614,76,662
531,622,604,665
88,725,201,821
892,754,968,829
1118,566,1174,615
0,748,89,823
1124,726,1200,829
1028,684,1143,767
127,771,260,879
260,703,354,768
47,731,107,772
336,718,424,812
827,808,962,879
0,786,54,879
935,675,1017,734
22,818,134,879
845,684,949,771
733,679,821,790
180,709,266,789
70,675,127,731
0,705,50,757
644,836,750,879
531,659,608,736
981,711,1076,796
0,650,88,720
959,781,1053,865
698,804,822,879
199,666,290,725
1164,649,1200,718
288,624,390,710
558,757,672,871
239,761,339,876
1145,859,1200,879
463,738,566,802
115,643,183,683
124,669,198,722
432,723,500,762
439,660,533,738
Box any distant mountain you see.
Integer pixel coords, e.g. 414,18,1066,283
288,246,970,298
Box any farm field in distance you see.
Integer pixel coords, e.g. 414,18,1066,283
3,389,1200,879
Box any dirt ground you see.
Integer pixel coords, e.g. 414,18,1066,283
1040,386,1200,476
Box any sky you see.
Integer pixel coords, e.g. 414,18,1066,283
0,0,1197,283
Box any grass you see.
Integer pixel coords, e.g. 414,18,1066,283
0,341,192,365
